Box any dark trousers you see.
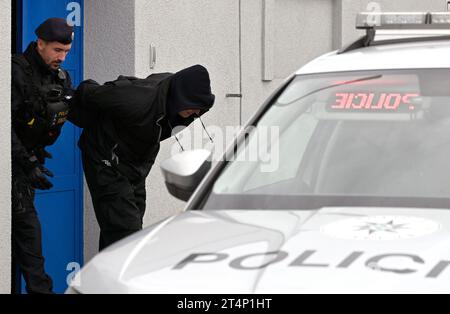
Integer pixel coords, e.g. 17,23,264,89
11,171,53,294
82,153,147,251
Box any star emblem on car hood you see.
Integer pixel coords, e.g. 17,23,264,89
321,215,441,240
356,220,408,235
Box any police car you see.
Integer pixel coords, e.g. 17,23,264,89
68,12,450,294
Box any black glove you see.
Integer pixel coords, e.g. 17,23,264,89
34,148,53,164
41,84,73,103
29,165,54,190
41,85,64,102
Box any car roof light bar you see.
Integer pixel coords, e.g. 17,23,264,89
339,12,450,54
356,12,450,30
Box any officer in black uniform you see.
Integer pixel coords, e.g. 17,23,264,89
11,18,74,294
73,65,215,251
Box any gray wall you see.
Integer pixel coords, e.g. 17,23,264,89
241,0,335,122
83,0,136,261
0,0,11,294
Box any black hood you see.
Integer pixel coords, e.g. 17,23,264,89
166,64,215,128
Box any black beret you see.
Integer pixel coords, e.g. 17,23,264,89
35,18,74,44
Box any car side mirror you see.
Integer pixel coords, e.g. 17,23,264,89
160,149,212,202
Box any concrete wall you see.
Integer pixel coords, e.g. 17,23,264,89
0,0,11,294
0,0,444,292
241,0,334,123
83,0,135,261
84,0,136,83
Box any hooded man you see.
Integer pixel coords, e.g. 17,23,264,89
74,65,215,250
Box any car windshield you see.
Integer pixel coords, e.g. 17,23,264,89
200,69,450,210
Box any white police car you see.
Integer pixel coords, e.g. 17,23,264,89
68,12,450,294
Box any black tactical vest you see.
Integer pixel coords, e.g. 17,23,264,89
12,54,71,150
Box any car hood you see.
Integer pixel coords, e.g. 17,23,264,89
72,207,450,294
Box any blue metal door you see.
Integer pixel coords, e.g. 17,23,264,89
19,0,84,294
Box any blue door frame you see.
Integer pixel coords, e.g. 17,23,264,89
16,0,84,294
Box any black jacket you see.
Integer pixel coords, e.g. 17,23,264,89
11,42,72,172
75,65,215,183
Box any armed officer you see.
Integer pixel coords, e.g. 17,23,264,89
11,18,74,294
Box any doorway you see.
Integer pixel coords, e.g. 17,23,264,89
12,0,84,294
